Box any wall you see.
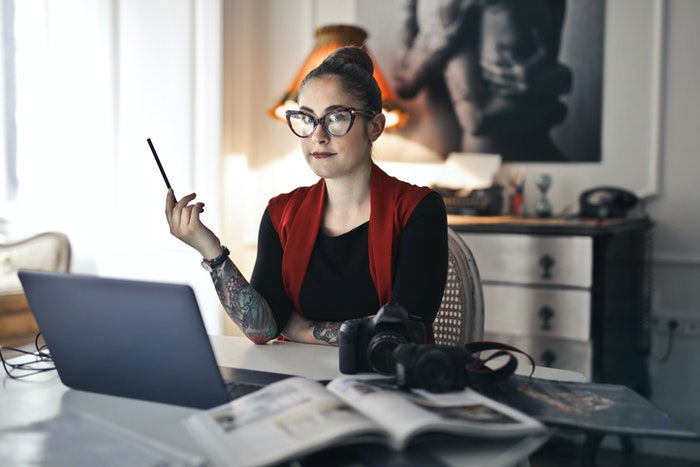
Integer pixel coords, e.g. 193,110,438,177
639,0,700,459
221,0,700,458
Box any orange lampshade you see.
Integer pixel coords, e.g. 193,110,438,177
268,24,408,129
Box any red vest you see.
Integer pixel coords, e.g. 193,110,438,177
267,164,432,316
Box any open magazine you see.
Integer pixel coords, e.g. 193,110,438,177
184,375,545,467
476,375,700,440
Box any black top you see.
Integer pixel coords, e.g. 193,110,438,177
250,191,448,334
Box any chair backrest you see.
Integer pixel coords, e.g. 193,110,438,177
433,227,484,345
1,232,71,294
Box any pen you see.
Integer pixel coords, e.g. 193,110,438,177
147,138,172,190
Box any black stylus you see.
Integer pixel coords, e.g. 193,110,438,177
147,138,172,190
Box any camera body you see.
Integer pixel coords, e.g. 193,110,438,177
394,344,478,393
339,303,427,375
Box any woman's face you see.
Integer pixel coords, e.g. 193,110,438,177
297,75,384,180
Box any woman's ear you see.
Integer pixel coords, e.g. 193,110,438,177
367,112,386,142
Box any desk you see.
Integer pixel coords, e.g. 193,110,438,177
0,335,582,466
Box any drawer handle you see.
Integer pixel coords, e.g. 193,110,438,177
540,350,557,367
538,254,555,280
537,305,555,331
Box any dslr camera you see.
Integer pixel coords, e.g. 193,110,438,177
394,344,479,393
339,303,426,375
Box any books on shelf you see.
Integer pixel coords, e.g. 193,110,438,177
184,375,545,467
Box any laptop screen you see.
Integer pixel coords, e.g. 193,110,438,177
18,270,269,408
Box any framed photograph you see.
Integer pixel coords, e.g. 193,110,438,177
361,0,665,200
362,0,604,163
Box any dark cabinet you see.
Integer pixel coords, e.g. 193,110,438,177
449,216,651,394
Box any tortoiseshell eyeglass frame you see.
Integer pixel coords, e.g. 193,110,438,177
285,107,377,138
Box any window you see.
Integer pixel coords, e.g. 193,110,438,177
0,0,16,204
0,0,223,333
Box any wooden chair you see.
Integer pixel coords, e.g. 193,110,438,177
0,232,71,344
433,227,484,345
435,230,534,467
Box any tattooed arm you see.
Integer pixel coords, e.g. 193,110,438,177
164,190,278,344
280,311,341,346
209,258,278,344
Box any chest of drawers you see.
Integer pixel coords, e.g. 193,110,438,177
449,216,651,394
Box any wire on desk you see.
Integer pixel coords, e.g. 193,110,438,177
34,331,51,359
0,332,55,379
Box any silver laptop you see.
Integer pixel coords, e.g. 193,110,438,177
18,270,293,409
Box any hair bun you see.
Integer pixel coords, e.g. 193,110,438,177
301,45,382,115
326,47,374,76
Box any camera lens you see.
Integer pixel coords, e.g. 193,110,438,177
367,332,406,375
416,350,457,393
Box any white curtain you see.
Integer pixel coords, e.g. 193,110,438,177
13,1,116,246
4,0,224,332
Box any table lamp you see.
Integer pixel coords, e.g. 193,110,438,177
267,24,408,129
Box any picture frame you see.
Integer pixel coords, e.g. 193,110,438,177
360,0,666,205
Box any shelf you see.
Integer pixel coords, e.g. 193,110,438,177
447,215,651,236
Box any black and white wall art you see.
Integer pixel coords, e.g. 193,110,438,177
365,0,605,163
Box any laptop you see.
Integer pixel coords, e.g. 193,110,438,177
17,270,294,409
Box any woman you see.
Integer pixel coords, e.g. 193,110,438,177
166,47,447,345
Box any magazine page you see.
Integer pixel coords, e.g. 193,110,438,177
184,377,387,467
477,375,700,440
326,375,544,450
326,376,442,449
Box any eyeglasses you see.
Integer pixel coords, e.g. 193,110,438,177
285,107,376,138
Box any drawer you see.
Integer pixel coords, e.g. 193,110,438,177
483,284,591,341
459,233,593,288
485,332,592,381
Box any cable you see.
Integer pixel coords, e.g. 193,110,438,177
34,331,51,359
645,194,670,364
0,332,55,380
652,320,677,364
639,199,654,356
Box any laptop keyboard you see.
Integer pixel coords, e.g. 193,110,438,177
224,380,263,400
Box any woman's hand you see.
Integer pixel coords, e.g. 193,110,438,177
281,312,312,342
281,312,340,346
165,189,221,259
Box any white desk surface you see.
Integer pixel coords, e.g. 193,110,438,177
0,335,581,466
211,335,586,382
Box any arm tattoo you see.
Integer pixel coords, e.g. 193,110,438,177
311,321,340,345
210,259,277,344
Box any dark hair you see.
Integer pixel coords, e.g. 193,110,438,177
300,47,382,115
